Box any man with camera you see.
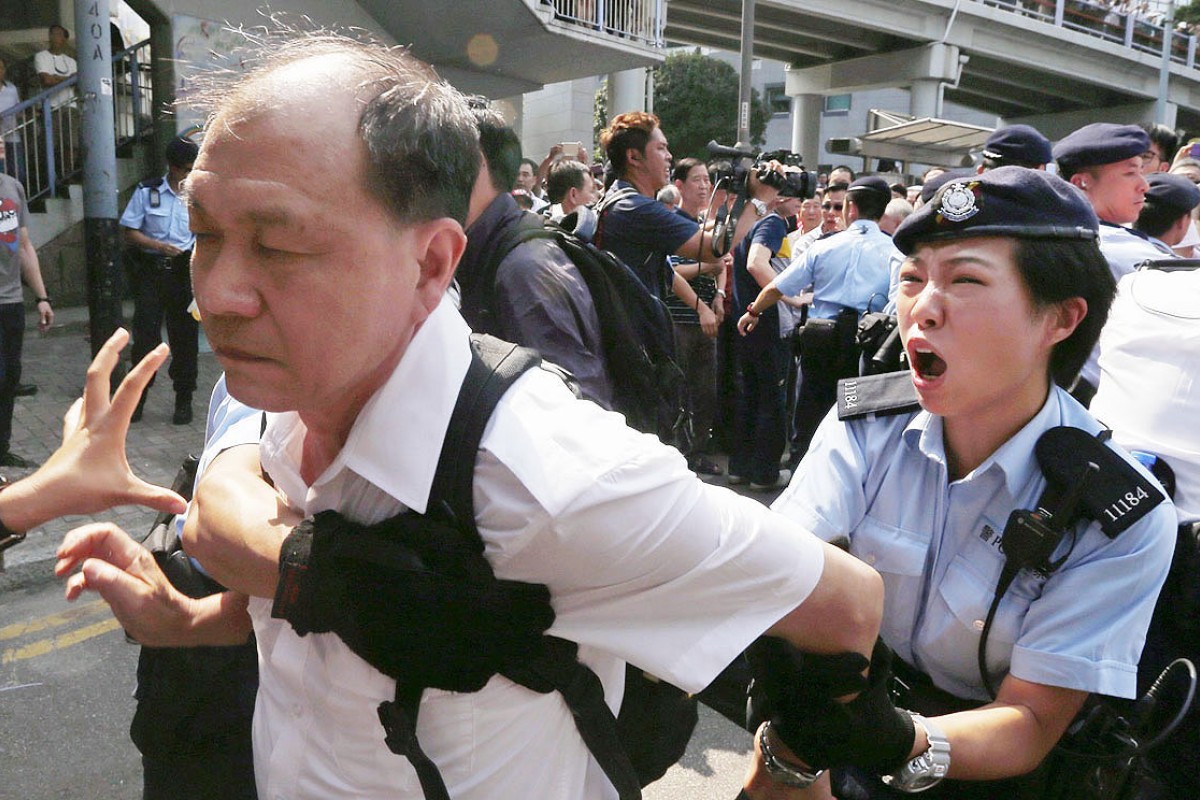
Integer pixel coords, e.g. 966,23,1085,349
725,163,811,491
595,112,726,311
738,176,895,464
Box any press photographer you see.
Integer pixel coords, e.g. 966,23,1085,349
723,153,817,490
737,175,896,465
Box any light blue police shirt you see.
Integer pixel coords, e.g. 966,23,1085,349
772,385,1175,701
119,175,195,253
773,219,896,320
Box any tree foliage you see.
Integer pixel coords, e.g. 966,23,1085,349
1177,0,1200,25
652,50,769,161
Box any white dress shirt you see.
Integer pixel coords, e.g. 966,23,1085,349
248,298,826,799
1093,268,1200,524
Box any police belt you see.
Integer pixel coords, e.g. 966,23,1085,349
889,657,983,717
134,249,192,272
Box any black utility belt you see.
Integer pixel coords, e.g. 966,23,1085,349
889,657,983,717
136,250,192,271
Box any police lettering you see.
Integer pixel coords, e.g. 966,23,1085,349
1102,486,1150,524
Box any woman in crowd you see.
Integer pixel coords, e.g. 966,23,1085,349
745,167,1177,798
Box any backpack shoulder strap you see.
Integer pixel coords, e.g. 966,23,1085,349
428,333,541,534
423,332,643,800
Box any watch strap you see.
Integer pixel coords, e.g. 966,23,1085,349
880,711,951,793
758,722,824,789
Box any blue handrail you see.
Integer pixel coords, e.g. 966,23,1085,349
1,38,154,204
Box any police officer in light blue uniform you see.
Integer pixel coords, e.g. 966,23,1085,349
739,176,897,463
121,136,199,425
1052,123,1151,407
757,168,1177,799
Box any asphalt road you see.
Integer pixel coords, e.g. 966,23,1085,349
1,578,143,799
1,572,755,799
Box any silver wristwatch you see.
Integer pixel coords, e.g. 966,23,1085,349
881,712,952,793
758,722,825,789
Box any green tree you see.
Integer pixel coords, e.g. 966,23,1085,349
651,50,769,162
1177,0,1200,25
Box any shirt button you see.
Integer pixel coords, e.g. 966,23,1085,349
291,704,304,718
973,619,985,631
865,554,877,565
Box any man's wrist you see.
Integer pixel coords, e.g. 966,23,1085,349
759,721,824,788
35,296,50,305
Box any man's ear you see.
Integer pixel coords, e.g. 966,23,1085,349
412,219,466,313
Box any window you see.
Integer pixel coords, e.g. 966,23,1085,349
823,94,852,116
764,83,791,116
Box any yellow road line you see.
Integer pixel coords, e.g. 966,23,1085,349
0,599,109,642
1,618,122,665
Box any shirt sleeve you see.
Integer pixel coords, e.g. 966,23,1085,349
751,215,787,253
172,377,265,550
492,240,613,410
119,188,146,230
475,368,827,692
33,51,52,75
1007,500,1176,697
773,242,818,298
771,408,871,542
622,195,699,256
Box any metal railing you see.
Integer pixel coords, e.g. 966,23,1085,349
980,0,1199,69
544,0,666,47
1,39,154,205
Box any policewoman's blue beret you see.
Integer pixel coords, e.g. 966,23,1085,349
982,124,1052,166
1052,123,1150,170
892,166,1099,255
1143,172,1200,215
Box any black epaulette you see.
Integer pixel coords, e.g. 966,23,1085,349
836,371,920,421
138,176,165,190
1035,426,1167,539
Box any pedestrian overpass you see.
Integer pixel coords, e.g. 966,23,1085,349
667,0,1200,161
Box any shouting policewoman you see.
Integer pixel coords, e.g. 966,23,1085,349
745,167,1177,799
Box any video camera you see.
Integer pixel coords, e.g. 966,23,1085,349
706,141,818,200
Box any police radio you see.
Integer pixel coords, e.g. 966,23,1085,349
977,426,1167,697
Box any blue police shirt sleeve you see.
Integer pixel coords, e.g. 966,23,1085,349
1007,495,1176,697
773,241,818,298
771,407,872,542
172,376,265,549
119,187,146,231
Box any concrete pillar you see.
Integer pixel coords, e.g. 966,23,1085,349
608,67,647,116
910,79,940,119
791,94,822,169
1160,100,1178,132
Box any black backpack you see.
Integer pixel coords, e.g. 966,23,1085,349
472,211,690,451
377,334,695,799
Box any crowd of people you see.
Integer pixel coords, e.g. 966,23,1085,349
1,23,1198,800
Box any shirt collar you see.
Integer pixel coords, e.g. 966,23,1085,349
848,219,880,235
901,386,1067,496
261,297,471,514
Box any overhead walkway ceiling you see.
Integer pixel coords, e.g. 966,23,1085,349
666,0,1200,134
359,0,664,97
